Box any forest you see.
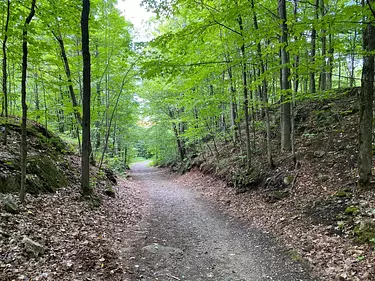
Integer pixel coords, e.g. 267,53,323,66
1,0,375,280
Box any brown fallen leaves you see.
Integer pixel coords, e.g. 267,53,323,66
175,168,375,281
0,173,144,281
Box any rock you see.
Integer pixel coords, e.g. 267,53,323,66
104,168,117,185
104,183,116,198
22,237,45,257
334,190,352,198
265,190,290,203
355,219,375,243
4,195,19,214
317,173,329,182
314,150,326,158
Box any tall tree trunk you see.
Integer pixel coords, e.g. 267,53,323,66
327,33,334,89
227,65,238,144
81,0,91,196
349,30,358,87
237,14,252,170
20,0,36,203
251,0,273,167
310,0,319,94
358,1,375,187
278,0,292,152
51,31,82,125
319,0,327,91
34,70,40,119
2,0,10,145
172,122,185,162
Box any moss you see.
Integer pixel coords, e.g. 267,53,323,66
283,175,294,185
344,206,360,216
354,219,375,243
334,190,352,198
88,194,102,209
266,189,290,203
286,249,302,262
27,155,68,193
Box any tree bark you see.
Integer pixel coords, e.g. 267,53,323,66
319,0,327,91
2,0,10,145
51,31,82,125
358,1,375,187
81,0,91,196
227,65,238,144
310,0,319,94
251,0,273,168
278,0,292,152
20,0,36,203
237,14,252,170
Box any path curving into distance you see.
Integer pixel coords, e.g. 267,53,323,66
124,161,318,281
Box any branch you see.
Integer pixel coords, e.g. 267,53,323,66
211,19,242,36
194,0,221,12
258,3,279,19
366,0,375,20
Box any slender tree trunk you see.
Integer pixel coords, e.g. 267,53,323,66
279,0,292,152
2,0,10,145
34,70,40,119
251,0,273,167
20,0,36,203
350,30,358,87
358,1,375,187
237,14,252,170
227,66,238,143
319,0,327,91
338,53,342,88
327,33,334,89
52,31,82,125
310,0,319,94
81,0,91,196
172,122,184,162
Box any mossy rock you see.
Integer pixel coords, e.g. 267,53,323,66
266,189,290,203
354,219,375,243
104,183,116,198
334,190,352,198
283,175,294,185
344,206,360,216
232,168,262,192
26,155,68,194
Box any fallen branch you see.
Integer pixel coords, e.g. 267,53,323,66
291,171,300,190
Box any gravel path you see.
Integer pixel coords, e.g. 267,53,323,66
125,162,317,281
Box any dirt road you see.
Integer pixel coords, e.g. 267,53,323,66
124,162,317,281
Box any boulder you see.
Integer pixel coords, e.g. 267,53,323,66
22,237,45,257
314,150,326,158
355,219,375,243
4,195,19,214
265,189,290,203
317,173,329,183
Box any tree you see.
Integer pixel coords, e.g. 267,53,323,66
2,0,10,145
20,0,36,203
81,0,91,195
358,0,375,187
278,0,292,152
